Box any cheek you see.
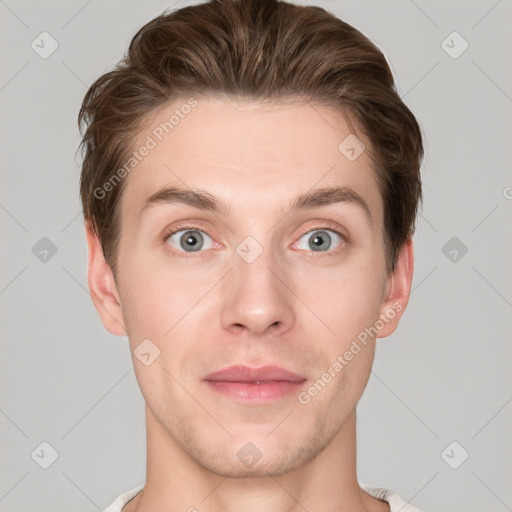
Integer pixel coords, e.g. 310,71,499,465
294,258,385,343
299,268,382,408
117,262,177,341
117,255,219,348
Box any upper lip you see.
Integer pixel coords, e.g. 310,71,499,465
203,365,306,383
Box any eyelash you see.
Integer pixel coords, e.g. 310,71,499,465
161,221,347,259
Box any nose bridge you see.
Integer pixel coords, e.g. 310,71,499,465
220,233,295,336
235,234,281,288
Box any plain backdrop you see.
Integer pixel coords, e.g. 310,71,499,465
1,1,511,511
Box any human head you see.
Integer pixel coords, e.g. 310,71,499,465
78,0,423,482
78,0,423,282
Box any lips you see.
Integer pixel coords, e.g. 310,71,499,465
203,364,306,383
203,364,307,402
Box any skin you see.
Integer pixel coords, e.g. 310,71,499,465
86,96,414,512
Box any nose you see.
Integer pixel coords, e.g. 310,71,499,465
220,245,296,338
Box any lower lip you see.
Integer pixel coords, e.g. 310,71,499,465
204,380,306,402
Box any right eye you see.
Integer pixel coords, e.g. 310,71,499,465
164,227,215,254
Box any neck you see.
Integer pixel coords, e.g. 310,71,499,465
124,406,388,512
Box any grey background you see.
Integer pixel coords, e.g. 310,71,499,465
1,0,511,511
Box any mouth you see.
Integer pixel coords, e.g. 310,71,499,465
203,365,307,402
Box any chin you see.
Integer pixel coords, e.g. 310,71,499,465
187,435,322,480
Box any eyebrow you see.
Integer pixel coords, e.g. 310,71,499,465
139,185,372,223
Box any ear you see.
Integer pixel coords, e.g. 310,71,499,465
376,237,414,339
85,223,127,336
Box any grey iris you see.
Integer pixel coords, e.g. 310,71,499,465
309,231,331,252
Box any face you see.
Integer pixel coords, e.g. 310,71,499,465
88,95,412,478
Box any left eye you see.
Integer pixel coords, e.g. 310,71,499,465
166,229,214,252
295,229,343,252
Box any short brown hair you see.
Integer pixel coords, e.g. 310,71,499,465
78,0,423,279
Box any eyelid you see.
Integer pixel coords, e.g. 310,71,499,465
163,222,212,238
296,220,347,239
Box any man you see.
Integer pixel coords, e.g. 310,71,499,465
78,0,425,510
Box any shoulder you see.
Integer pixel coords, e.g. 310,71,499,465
360,483,424,512
103,485,144,512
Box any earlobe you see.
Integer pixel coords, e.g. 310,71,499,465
376,237,414,339
85,223,127,337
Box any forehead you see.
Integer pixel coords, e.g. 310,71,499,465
119,96,383,229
